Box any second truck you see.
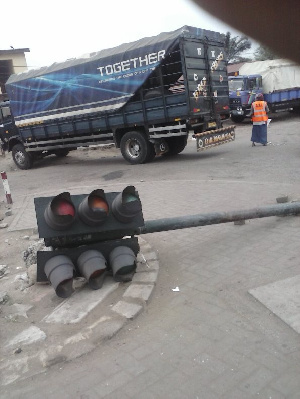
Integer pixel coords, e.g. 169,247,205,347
229,59,300,123
0,26,235,169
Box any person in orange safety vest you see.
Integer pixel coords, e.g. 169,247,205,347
250,93,270,146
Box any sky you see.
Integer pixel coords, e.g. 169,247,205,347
2,0,254,70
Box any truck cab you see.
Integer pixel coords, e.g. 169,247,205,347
228,74,262,122
0,101,19,151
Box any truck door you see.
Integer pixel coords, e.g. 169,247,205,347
0,102,18,151
180,38,229,125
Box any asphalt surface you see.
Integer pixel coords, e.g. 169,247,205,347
1,112,300,398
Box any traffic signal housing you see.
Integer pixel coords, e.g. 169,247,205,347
34,186,143,297
34,185,144,248
36,237,140,297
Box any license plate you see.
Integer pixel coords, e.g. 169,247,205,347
208,122,217,128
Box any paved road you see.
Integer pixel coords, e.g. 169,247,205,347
2,112,300,398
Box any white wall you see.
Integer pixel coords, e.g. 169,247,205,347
0,52,28,73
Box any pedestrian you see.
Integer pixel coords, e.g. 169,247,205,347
250,93,269,146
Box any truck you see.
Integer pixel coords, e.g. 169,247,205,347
0,26,235,170
229,59,300,123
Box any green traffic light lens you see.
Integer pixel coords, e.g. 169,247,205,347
124,194,138,203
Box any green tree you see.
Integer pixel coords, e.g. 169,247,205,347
222,31,252,63
254,45,279,61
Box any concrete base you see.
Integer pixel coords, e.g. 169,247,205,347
0,237,159,387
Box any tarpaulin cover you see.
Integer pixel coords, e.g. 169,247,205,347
6,26,223,125
239,59,300,93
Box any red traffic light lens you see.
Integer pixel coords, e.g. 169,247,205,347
53,200,76,217
44,192,76,231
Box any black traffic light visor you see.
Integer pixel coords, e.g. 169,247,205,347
78,189,109,226
44,192,76,231
34,188,144,245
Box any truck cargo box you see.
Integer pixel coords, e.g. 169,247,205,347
6,26,226,127
239,59,300,93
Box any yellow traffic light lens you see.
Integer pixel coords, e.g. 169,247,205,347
90,197,109,213
78,189,109,226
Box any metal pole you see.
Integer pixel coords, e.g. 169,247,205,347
137,202,300,235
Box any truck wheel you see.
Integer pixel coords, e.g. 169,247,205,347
231,115,245,123
12,144,33,170
54,149,70,157
165,136,187,155
120,131,153,164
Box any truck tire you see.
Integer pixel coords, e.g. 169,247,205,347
54,149,70,157
165,136,187,155
12,144,34,170
120,131,154,164
231,115,245,123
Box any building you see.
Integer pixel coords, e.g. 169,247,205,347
0,48,30,100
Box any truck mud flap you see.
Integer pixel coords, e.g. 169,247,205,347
193,125,235,152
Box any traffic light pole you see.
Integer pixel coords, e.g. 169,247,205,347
137,202,300,235
34,186,300,298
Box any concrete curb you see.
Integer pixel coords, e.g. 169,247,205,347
0,237,159,386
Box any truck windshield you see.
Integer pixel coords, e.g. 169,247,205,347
228,79,244,91
0,105,11,124
246,77,261,90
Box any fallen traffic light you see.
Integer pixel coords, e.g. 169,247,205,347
34,186,144,297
